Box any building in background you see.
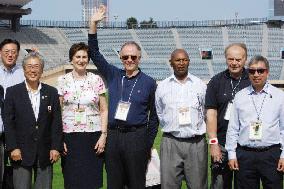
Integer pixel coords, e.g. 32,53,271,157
81,0,109,24
269,0,284,18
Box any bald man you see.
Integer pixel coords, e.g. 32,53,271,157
155,49,208,189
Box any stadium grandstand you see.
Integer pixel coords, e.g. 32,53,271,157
0,0,284,87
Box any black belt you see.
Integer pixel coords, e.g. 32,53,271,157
0,133,4,142
108,124,146,133
237,143,280,152
163,132,205,142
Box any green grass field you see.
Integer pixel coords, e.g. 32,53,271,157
51,129,272,189
51,129,199,188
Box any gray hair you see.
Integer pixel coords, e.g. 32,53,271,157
224,43,247,59
248,55,270,71
22,52,45,69
120,41,141,52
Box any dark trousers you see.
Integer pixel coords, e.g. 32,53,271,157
211,164,236,189
211,145,237,189
236,146,283,189
0,136,3,189
105,127,149,189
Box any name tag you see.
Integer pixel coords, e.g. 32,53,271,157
115,101,131,121
178,107,191,125
224,102,232,121
74,108,87,125
249,121,262,140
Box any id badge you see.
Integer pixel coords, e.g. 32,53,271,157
74,108,87,125
178,107,191,125
114,101,131,121
249,121,263,140
224,102,233,121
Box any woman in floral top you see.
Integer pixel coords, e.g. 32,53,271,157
57,42,108,189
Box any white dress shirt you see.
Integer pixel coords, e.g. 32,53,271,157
25,81,42,121
155,74,207,138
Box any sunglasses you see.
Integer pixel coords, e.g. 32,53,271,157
120,55,139,61
248,68,267,75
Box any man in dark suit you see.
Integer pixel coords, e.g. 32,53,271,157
0,85,4,189
3,52,62,189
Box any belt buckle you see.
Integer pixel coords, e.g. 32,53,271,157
117,126,129,132
256,146,269,152
117,126,125,131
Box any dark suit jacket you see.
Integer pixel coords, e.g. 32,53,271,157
3,82,63,168
0,85,4,120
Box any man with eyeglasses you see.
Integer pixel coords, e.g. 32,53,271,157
88,6,159,189
205,43,250,189
0,39,24,92
155,49,207,189
0,39,25,188
4,52,62,189
225,55,284,188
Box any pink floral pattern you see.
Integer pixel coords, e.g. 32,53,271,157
57,72,106,133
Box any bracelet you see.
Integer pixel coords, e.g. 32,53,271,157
209,138,218,145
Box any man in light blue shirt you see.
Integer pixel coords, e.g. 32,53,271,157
0,39,25,188
155,49,207,189
225,55,284,189
0,39,24,93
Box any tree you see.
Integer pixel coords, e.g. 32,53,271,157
140,17,158,28
126,17,138,29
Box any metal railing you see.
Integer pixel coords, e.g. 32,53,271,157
19,17,268,29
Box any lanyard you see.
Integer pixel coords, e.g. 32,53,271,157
251,93,267,121
230,77,242,98
121,76,138,102
71,72,88,109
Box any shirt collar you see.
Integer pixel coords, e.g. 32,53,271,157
25,80,42,94
248,82,270,95
1,64,19,73
122,68,141,79
224,68,249,80
169,73,192,83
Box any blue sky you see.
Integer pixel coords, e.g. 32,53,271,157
23,0,269,22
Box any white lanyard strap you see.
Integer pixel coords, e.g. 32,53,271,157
71,72,88,109
251,93,267,121
121,76,138,102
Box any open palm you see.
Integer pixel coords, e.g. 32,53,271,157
91,5,106,23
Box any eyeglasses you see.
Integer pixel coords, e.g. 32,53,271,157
25,64,41,70
3,49,17,56
248,68,267,75
120,55,139,61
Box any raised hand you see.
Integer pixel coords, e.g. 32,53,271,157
90,5,106,24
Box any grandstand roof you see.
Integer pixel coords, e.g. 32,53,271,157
0,0,32,7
